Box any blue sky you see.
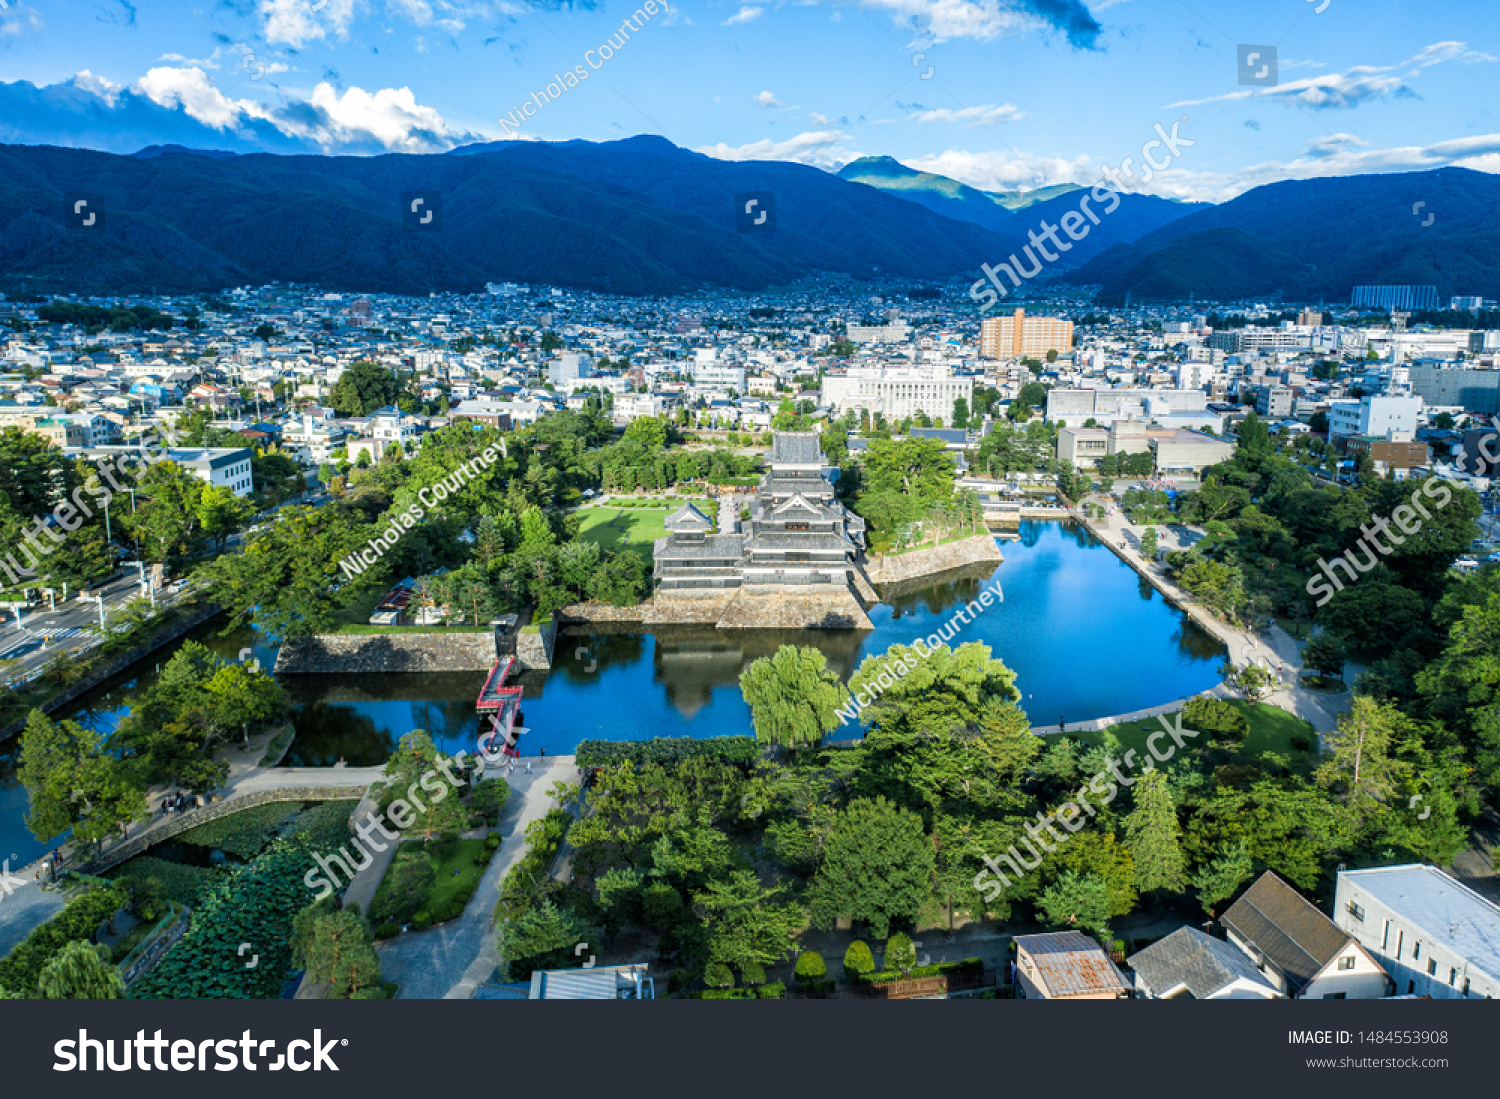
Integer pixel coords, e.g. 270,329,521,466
1,0,1497,200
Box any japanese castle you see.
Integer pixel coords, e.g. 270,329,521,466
653,431,866,591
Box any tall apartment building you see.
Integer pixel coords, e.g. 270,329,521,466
821,366,973,422
979,309,1073,360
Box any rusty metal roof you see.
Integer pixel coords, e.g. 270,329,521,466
1015,931,1129,998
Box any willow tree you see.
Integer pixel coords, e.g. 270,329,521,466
739,645,849,751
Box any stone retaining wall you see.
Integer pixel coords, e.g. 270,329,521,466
515,619,557,671
556,602,647,624
866,534,1004,586
274,632,498,674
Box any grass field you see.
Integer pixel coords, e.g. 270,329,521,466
577,503,706,566
1064,700,1317,762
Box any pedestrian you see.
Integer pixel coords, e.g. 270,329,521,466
540,748,546,759
525,761,533,774
1059,716,1065,733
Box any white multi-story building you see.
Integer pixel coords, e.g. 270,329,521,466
550,353,594,386
821,365,972,422
689,363,747,392
69,445,256,497
1335,865,1500,999
1328,394,1421,439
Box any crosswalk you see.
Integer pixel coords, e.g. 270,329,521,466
0,626,85,661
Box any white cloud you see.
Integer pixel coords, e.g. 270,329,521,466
755,90,782,108
914,102,1024,125
906,147,1096,193
0,5,43,38
258,0,357,48
1171,41,1497,111
724,5,763,24
848,0,1102,48
699,130,857,171
130,66,473,152
137,66,269,130
70,70,123,107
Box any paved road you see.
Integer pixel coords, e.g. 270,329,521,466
378,758,579,999
0,572,186,683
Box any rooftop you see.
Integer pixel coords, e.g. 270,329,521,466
1340,864,1500,981
1130,927,1279,999
1222,871,1350,993
1014,931,1129,997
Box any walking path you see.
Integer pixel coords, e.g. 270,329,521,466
377,756,580,1000
0,726,381,952
1029,508,1357,740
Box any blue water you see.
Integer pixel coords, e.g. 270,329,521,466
0,521,1223,866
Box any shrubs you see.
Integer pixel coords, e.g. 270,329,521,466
704,962,735,989
1182,697,1249,742
1290,733,1314,752
843,940,874,979
884,932,916,973
486,833,502,849
471,779,510,822
740,960,766,986
575,737,759,769
495,809,572,921
0,887,127,996
700,983,785,1000
794,950,827,980
862,957,983,986
374,923,399,940
412,910,432,930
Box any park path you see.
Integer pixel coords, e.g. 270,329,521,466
0,724,381,953
377,756,580,999
1029,508,1357,741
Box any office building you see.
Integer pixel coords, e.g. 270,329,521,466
1328,394,1421,439
821,366,973,422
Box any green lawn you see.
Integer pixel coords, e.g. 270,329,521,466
577,505,679,566
1064,700,1317,762
370,838,493,924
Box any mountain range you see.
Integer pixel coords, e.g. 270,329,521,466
835,156,1209,266
1,135,1498,304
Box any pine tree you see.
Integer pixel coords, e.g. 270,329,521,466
38,941,126,999
1123,771,1187,893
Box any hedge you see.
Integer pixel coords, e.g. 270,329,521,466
576,737,759,769
699,983,785,999
861,957,984,986
0,886,128,995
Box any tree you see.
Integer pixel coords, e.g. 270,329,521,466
622,416,669,451
295,904,385,998
739,645,850,750
1237,411,1271,456
1140,526,1159,559
951,397,970,430
1191,840,1253,916
808,797,934,938
38,941,126,999
1124,771,1187,893
126,460,208,569
1315,696,1408,820
19,710,147,848
196,485,255,551
201,661,288,747
1218,661,1276,703
496,898,595,980
1302,631,1348,682
690,870,804,975
330,360,408,416
1038,870,1112,937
